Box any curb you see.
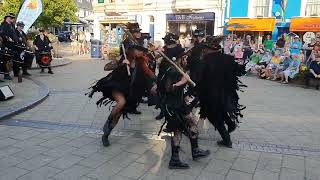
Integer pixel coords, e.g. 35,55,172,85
30,58,72,70
0,77,50,120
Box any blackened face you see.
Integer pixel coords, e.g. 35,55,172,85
133,32,141,39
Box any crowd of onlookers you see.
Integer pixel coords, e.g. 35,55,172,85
224,33,320,89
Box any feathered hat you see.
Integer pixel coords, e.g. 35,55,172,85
162,32,178,45
204,35,225,50
126,22,142,33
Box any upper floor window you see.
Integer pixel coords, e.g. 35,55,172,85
253,0,271,17
306,0,320,16
78,0,82,3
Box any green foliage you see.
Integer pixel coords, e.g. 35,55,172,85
0,0,22,19
0,0,78,28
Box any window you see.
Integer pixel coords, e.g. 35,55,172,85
78,0,82,3
253,0,270,17
306,0,320,16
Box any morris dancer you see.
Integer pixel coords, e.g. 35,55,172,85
157,33,210,169
198,36,246,148
87,45,156,147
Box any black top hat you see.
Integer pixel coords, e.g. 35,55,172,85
126,22,142,33
194,29,205,37
205,35,225,50
165,44,185,60
16,21,25,27
4,13,16,19
162,32,178,45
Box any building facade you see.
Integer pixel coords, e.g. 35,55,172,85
224,0,320,41
92,0,226,46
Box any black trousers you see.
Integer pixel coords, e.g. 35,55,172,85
35,53,52,72
207,112,231,143
304,72,320,87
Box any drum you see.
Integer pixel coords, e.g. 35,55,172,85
38,51,52,67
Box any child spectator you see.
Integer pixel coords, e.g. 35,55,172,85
264,50,281,79
233,45,244,63
255,50,271,73
298,50,305,63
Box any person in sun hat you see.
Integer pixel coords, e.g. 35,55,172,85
290,35,302,55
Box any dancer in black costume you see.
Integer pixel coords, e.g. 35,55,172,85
157,34,210,169
87,45,156,147
198,36,246,148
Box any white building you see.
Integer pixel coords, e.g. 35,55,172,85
92,0,226,46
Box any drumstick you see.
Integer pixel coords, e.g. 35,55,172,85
157,50,196,87
121,44,131,76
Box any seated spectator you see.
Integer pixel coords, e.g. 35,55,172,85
290,35,302,55
271,51,292,80
245,49,263,72
276,34,285,49
262,50,281,79
255,50,271,77
278,54,301,84
304,57,320,89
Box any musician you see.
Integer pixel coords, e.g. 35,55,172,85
198,36,246,148
14,21,31,76
34,29,53,74
87,44,156,147
156,39,210,169
0,13,18,80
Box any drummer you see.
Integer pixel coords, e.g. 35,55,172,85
15,21,31,76
33,29,53,74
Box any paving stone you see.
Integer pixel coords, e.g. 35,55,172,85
140,173,166,180
135,150,166,165
14,145,49,159
196,171,225,180
42,144,79,158
239,150,261,161
232,158,258,174
16,154,57,171
78,152,116,168
225,170,253,180
39,136,71,148
17,166,61,180
253,169,279,180
0,156,25,169
166,172,196,180
214,149,239,162
119,162,154,179
12,137,47,148
257,153,283,173
282,155,305,171
0,166,29,180
108,151,140,168
279,168,305,180
9,129,41,140
203,158,233,175
67,136,97,148
48,154,84,170
0,138,19,148
108,175,135,180
52,165,93,180
0,146,23,158
87,162,123,180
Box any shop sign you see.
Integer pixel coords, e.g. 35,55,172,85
103,16,136,21
166,12,215,21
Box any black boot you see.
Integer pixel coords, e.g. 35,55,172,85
102,116,113,147
169,140,189,169
216,123,233,148
190,138,210,160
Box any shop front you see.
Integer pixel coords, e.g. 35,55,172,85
226,17,276,45
166,12,215,37
98,15,137,47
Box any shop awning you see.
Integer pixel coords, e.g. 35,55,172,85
227,18,276,32
290,17,320,32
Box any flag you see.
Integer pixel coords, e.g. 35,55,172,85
281,0,287,21
16,0,43,33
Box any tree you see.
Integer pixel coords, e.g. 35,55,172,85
0,0,22,20
0,0,78,28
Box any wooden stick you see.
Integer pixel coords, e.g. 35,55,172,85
121,44,131,76
158,50,196,87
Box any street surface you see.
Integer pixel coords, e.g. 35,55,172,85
0,55,320,180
